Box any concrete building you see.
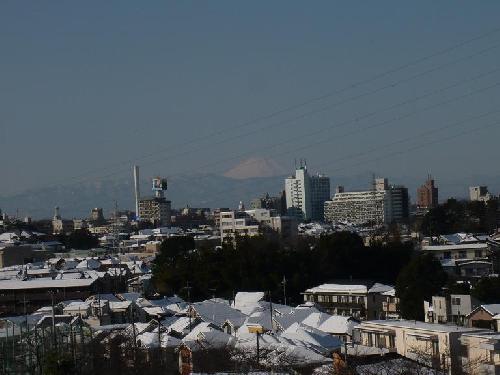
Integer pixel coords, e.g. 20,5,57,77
324,178,408,225
389,185,410,223
302,282,399,320
284,162,330,222
424,294,480,325
138,176,171,227
52,206,73,235
138,197,171,227
324,190,392,225
417,176,439,209
421,243,489,261
219,211,260,242
219,208,297,243
354,320,486,373
459,332,500,375
250,192,286,215
470,186,493,202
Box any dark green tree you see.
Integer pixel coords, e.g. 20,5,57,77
396,253,447,320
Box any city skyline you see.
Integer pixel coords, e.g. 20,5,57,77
1,1,500,198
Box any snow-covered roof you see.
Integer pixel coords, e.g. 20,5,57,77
233,292,265,313
191,300,248,328
0,277,96,290
304,284,368,294
302,313,357,335
368,283,394,294
76,258,101,270
282,323,342,353
422,243,488,251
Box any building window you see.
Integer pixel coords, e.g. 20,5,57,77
451,297,461,305
475,250,483,258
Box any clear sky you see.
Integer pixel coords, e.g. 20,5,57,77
1,1,500,196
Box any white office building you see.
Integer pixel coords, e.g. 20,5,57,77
285,163,330,222
469,186,492,202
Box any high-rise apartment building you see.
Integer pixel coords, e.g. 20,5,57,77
417,176,438,209
324,178,409,225
284,162,330,221
324,190,392,225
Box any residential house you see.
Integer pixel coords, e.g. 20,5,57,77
302,282,399,320
354,320,486,372
467,304,500,331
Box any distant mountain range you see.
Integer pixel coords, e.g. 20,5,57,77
1,172,499,220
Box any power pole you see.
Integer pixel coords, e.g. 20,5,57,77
281,276,287,305
256,332,260,365
50,290,56,349
184,282,193,332
268,291,274,333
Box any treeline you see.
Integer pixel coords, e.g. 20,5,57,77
152,233,413,305
420,198,499,235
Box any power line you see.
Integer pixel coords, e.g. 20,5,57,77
182,66,500,175
31,71,500,206
160,107,500,204
37,28,500,188
75,40,500,181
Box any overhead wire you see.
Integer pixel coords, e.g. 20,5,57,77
41,28,500,187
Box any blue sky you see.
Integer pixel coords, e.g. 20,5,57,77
1,1,500,196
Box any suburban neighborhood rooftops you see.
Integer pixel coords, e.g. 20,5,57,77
304,284,368,294
360,319,487,333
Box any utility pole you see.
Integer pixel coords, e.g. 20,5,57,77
50,290,56,349
184,282,192,332
268,291,274,333
157,317,162,365
281,276,287,306
256,332,260,365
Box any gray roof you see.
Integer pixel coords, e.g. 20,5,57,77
191,300,248,327
361,319,485,333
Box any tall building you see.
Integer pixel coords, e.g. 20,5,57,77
324,190,392,225
310,174,331,222
417,176,438,209
138,177,171,227
324,178,409,225
469,186,492,202
284,161,330,221
52,206,73,234
389,185,410,223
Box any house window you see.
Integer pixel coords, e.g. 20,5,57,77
459,251,467,259
443,252,451,259
451,297,461,305
475,250,483,258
